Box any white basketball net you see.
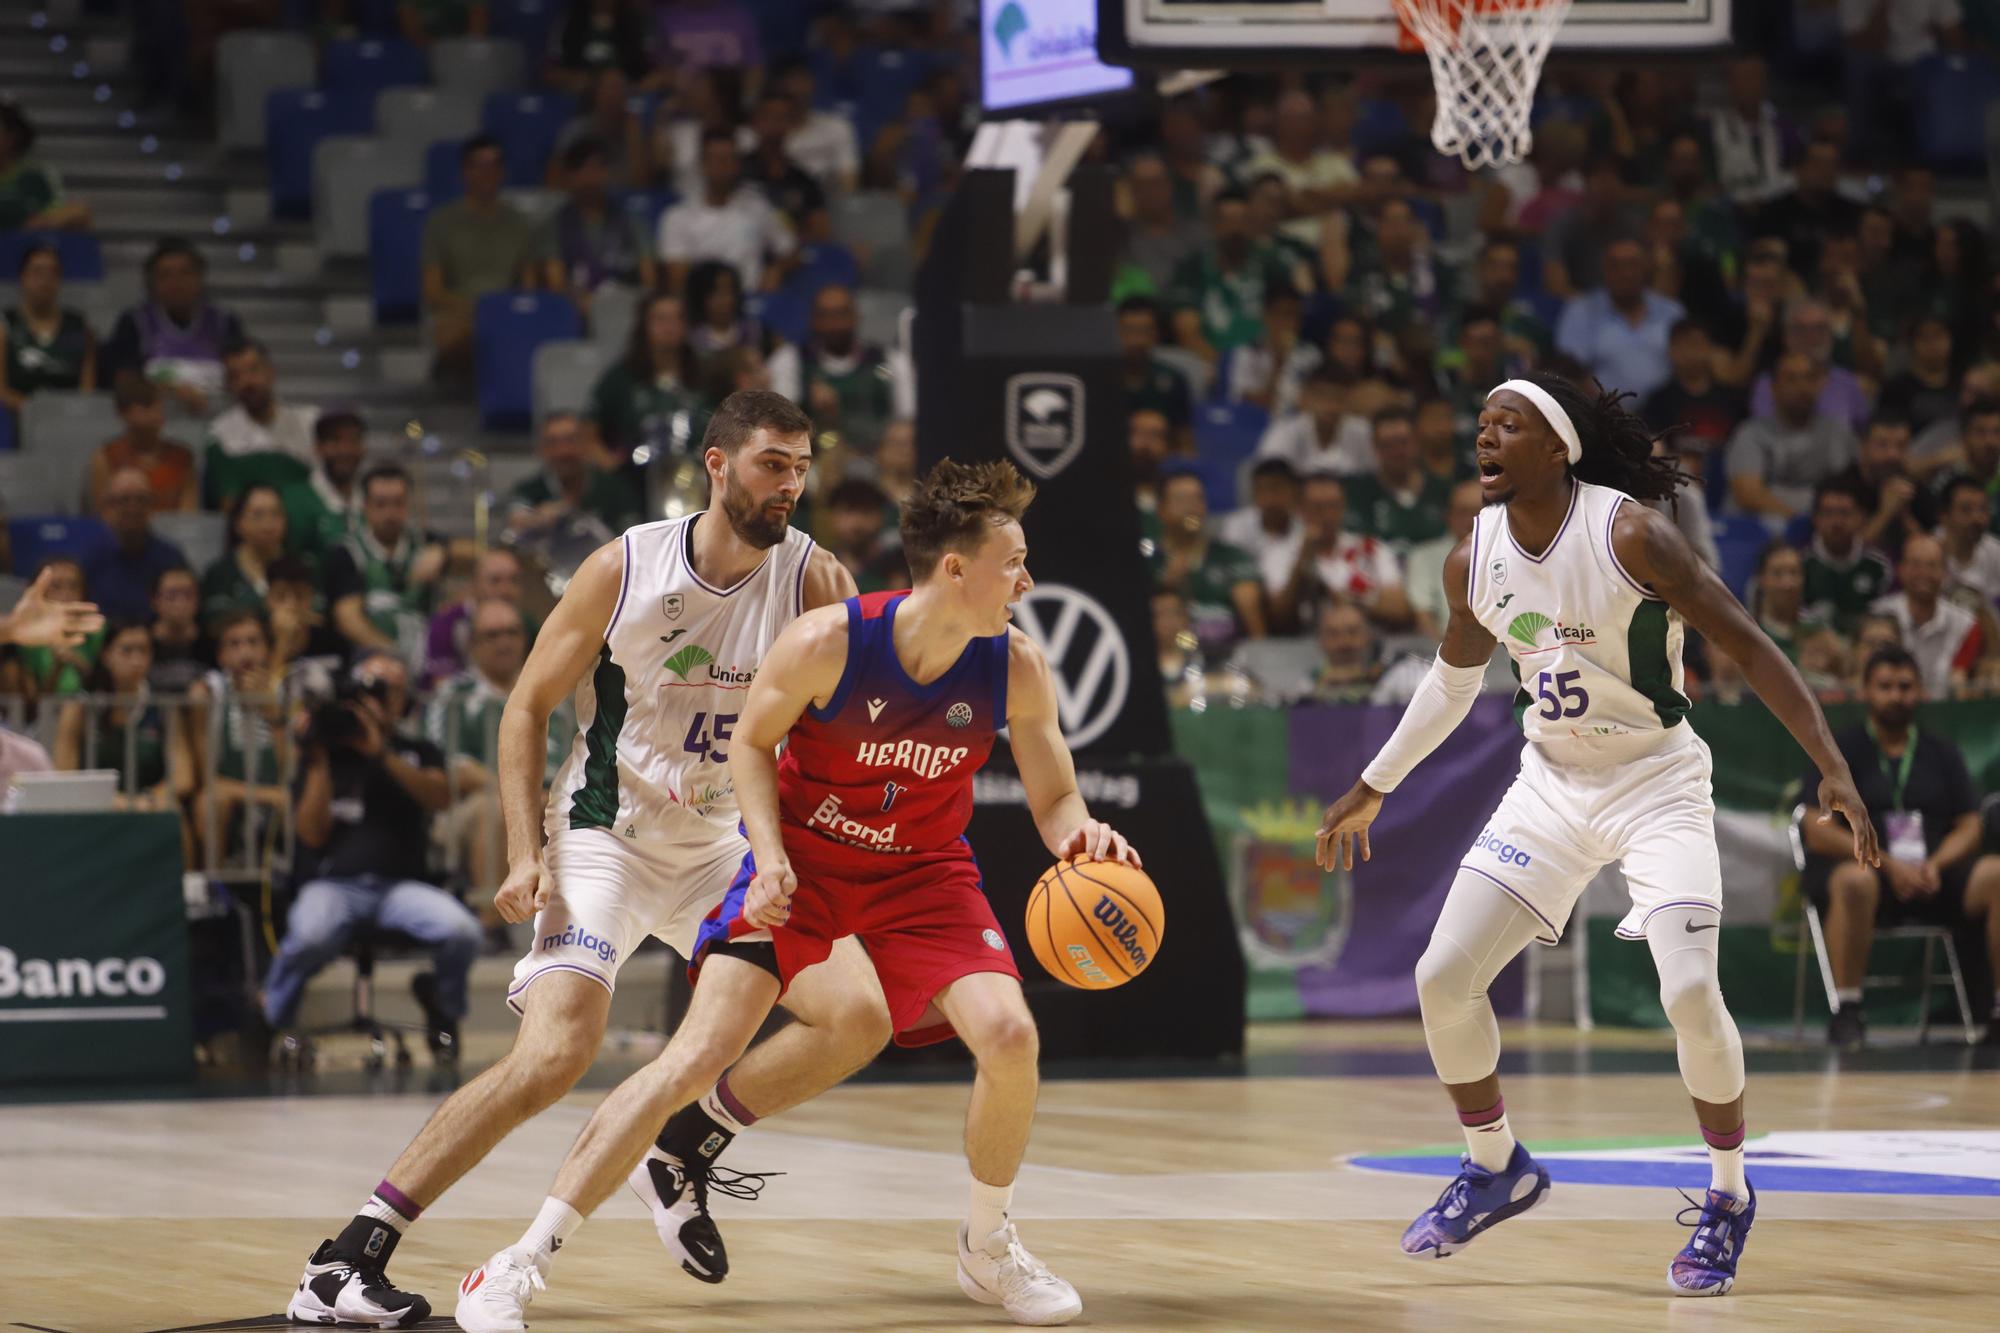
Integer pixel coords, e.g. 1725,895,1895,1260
1394,0,1572,170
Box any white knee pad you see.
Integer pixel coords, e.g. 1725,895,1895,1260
1416,872,1546,1085
1648,909,1745,1105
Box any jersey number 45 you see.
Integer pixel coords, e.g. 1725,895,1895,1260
684,711,738,762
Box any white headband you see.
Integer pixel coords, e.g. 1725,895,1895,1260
1489,379,1581,464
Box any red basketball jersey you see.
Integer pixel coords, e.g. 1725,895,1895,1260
777,591,1009,857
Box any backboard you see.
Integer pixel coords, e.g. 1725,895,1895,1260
1099,0,1732,66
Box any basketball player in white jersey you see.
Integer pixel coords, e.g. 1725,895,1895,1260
286,392,891,1327
1317,374,1881,1297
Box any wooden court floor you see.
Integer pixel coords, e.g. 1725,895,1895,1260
3,1030,1998,1332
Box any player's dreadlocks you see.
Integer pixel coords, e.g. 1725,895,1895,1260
1523,370,1687,508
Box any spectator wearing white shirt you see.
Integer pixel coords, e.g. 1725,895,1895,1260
1218,457,1305,597
774,60,859,194
204,340,317,508
1254,368,1374,477
1871,533,1983,699
1274,471,1411,634
1709,56,1794,206
1406,478,1482,640
1226,282,1318,413
1939,475,2000,606
1237,90,1360,249
657,130,795,294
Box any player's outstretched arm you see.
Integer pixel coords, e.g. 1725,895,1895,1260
0,565,103,648
1005,629,1141,867
733,605,851,925
1611,502,1881,867
1317,535,1496,871
493,538,625,924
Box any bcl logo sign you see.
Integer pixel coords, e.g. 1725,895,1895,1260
1011,583,1129,750
1003,373,1085,480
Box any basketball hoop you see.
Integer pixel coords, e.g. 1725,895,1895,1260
1393,0,1572,171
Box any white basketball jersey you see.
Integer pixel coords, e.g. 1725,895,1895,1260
547,513,816,842
1466,481,1689,755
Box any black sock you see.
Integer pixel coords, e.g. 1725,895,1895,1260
656,1101,736,1165
331,1213,402,1268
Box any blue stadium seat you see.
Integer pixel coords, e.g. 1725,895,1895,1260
752,0,815,63
0,408,14,452
852,47,931,149
0,230,105,281
758,286,811,346
1914,54,2000,171
369,189,432,325
1712,513,1772,600
475,291,584,431
425,139,467,203
1187,455,1239,513
616,188,678,244
1352,97,1411,155
266,89,375,220
9,515,108,570
490,0,561,54
482,90,580,188
1194,402,1270,467
323,37,429,97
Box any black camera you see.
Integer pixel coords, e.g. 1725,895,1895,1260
308,678,391,751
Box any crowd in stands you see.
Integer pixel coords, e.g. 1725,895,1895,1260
5,6,2000,939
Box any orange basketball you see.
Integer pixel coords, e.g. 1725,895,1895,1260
1025,855,1165,990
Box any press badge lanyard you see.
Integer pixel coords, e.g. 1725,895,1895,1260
1864,721,1917,811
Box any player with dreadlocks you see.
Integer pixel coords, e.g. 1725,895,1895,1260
1316,374,1882,1294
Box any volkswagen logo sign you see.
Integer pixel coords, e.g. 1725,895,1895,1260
1010,584,1129,750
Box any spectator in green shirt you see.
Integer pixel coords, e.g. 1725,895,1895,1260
506,411,646,548
1149,465,1265,656
1115,295,1194,448
1168,187,1296,366
1803,477,1894,633
589,291,704,461
820,477,907,594
1345,405,1455,559
200,483,292,632
424,135,534,379
280,410,367,565
1,245,95,419
1460,238,1552,368
0,101,89,231
1749,539,1836,663
766,283,896,452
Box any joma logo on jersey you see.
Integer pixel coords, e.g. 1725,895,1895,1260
809,793,904,850
1091,895,1150,967
663,643,756,687
854,738,971,780
1505,611,1596,650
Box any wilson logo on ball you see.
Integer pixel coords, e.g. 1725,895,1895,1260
1091,895,1150,967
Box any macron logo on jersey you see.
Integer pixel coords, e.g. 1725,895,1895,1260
867,697,886,722
854,738,972,780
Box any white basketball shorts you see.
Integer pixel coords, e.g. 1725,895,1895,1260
1456,724,1722,945
506,825,749,1015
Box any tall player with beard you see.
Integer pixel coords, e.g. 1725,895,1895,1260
285,393,895,1328
1317,374,1880,1296
455,459,1140,1329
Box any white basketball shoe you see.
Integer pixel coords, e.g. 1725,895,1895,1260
955,1220,1083,1326
453,1244,548,1332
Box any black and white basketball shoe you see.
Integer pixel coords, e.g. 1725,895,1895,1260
625,1147,775,1283
286,1239,432,1327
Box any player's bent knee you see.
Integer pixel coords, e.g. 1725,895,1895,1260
830,998,894,1059
1829,862,1880,905
1658,973,1728,1040
968,1010,1039,1069
1413,936,1477,1017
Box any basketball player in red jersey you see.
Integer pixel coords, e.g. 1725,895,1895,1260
456,459,1140,1328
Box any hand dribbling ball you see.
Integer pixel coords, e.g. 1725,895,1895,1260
1025,855,1164,989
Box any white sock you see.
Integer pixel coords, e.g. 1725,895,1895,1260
357,1193,411,1233
1459,1099,1516,1172
967,1177,1014,1244
1836,986,1862,1006
518,1197,584,1264
1708,1142,1748,1197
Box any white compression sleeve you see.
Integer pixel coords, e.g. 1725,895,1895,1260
1359,654,1487,794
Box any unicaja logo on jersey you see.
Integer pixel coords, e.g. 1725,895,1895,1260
1505,611,1596,650
663,643,756,686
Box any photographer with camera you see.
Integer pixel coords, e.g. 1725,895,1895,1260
256,653,481,1061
